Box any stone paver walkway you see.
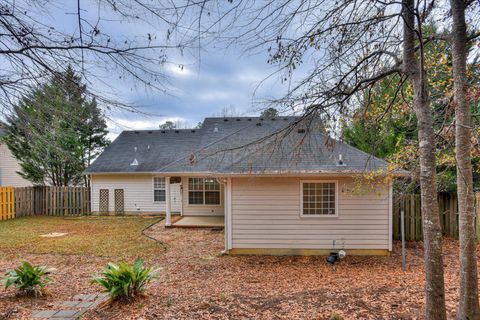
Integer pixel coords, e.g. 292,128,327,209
32,292,109,319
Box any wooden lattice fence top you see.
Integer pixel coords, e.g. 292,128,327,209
99,189,109,213
114,189,124,214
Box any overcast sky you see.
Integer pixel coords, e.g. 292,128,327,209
106,49,287,136
43,1,297,140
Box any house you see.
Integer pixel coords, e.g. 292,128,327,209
85,116,403,255
0,125,31,187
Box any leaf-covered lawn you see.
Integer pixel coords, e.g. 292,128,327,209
0,216,478,319
0,216,163,257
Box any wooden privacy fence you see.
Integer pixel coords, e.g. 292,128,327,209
10,186,90,217
392,193,467,241
0,187,15,220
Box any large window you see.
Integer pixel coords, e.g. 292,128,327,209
301,181,337,216
153,177,166,202
188,178,220,205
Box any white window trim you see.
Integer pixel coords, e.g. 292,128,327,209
153,176,166,203
187,177,222,206
300,180,339,218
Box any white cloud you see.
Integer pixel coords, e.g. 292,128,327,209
165,63,193,78
196,90,234,102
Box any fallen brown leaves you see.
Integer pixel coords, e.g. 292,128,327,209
0,217,477,319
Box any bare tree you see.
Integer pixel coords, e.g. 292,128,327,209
159,1,465,318
0,0,191,114
450,0,480,318
215,104,242,117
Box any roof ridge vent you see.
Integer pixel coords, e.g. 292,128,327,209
256,122,262,126
297,128,306,133
130,158,139,166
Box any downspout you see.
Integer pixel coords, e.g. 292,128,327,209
180,180,184,216
217,177,229,255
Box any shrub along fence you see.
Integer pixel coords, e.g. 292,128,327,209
392,192,480,241
10,186,90,217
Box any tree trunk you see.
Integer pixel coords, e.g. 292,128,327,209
450,0,480,318
402,1,447,319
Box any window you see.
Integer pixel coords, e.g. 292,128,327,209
153,177,166,202
188,177,220,205
301,181,337,216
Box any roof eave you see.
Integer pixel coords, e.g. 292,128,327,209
85,169,408,177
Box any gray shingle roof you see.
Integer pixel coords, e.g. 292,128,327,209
85,116,394,175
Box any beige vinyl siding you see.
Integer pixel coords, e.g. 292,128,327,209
91,174,181,213
181,178,225,216
231,176,390,250
0,143,31,187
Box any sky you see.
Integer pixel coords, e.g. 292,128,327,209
106,49,287,138
43,1,295,140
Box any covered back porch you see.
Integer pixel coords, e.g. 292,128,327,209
164,175,228,228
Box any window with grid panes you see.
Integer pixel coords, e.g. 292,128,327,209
153,177,166,202
188,177,220,205
301,181,337,216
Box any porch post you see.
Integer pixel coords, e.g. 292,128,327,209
224,179,228,251
165,176,171,227
226,177,232,250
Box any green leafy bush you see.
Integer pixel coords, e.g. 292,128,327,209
3,261,53,296
92,258,159,301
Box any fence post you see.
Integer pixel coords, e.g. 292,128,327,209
401,210,406,271
476,192,480,242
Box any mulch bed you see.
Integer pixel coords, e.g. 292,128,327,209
0,218,478,319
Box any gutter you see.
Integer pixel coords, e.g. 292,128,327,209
84,170,410,177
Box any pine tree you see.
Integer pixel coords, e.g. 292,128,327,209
4,66,109,186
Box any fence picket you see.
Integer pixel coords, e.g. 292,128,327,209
393,193,471,240
0,186,90,218
0,187,15,220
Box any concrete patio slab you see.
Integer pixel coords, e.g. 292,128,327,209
172,216,224,228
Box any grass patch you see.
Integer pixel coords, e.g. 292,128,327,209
0,216,163,257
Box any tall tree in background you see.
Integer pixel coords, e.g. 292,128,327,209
4,66,109,186
402,0,446,317
159,121,176,130
450,0,480,317
260,108,279,118
341,26,480,193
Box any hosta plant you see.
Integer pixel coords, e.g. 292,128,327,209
92,258,159,301
3,261,53,296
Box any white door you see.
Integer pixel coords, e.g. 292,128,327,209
170,183,182,213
